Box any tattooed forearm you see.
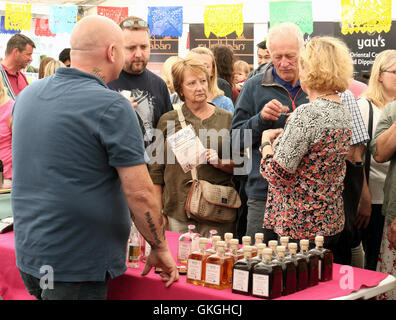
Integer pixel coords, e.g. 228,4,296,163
144,211,163,248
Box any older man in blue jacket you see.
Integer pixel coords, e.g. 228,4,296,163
232,22,308,241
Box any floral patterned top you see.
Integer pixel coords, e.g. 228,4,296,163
260,98,352,240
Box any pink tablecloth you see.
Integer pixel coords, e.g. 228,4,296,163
0,231,390,300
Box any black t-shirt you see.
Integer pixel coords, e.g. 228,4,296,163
108,69,173,148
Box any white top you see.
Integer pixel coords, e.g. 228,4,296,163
357,98,390,204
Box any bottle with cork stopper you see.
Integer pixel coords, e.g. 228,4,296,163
288,242,308,291
273,245,297,296
280,236,290,255
187,237,208,286
309,235,333,282
232,245,254,296
268,240,278,259
227,239,240,263
300,239,319,287
237,236,251,260
251,248,282,299
204,240,233,290
224,232,233,252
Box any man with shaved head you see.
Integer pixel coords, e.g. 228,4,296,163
11,16,178,300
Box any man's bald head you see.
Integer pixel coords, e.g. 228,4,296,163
70,16,124,83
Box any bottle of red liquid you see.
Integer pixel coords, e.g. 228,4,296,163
251,248,282,299
273,245,297,296
300,239,319,287
309,236,333,282
288,243,308,291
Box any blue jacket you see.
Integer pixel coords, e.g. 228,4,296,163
231,63,309,200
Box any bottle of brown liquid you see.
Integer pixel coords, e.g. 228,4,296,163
273,245,297,296
309,236,333,282
288,243,308,291
300,239,319,287
232,246,253,296
204,241,233,289
187,237,208,286
251,248,282,299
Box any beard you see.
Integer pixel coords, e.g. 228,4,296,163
124,59,148,75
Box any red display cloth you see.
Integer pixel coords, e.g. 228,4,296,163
0,231,389,300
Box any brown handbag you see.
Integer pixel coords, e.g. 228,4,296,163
175,107,241,223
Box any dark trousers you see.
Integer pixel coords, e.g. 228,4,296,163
19,270,109,300
362,204,385,270
332,160,364,265
236,178,248,242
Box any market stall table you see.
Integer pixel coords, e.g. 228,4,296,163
0,230,395,300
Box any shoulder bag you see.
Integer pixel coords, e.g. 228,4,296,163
175,107,241,223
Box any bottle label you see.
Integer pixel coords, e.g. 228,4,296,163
205,263,220,285
178,242,191,261
252,274,269,297
187,259,202,280
232,269,249,292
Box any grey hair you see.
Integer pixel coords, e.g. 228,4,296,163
266,22,304,53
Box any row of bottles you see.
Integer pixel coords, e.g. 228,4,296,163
232,236,333,299
126,221,151,268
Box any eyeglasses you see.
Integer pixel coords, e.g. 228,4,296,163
382,70,396,75
120,19,149,29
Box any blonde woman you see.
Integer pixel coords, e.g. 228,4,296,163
0,77,14,179
357,50,396,272
161,56,182,95
260,36,353,244
43,60,65,78
38,57,54,79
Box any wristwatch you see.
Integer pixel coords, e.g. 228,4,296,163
259,141,272,153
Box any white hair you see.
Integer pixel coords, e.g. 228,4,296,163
266,22,304,53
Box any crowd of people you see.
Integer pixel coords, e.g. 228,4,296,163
1,15,396,300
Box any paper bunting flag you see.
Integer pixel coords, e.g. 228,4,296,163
49,5,78,34
0,16,21,34
35,18,56,37
269,1,313,35
97,6,129,25
341,0,392,35
4,4,32,31
204,4,244,38
148,6,183,38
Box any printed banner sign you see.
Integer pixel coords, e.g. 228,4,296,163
148,6,183,37
35,18,56,37
204,4,244,38
341,0,392,35
97,6,129,24
0,16,21,34
269,1,313,35
49,5,78,34
4,4,32,31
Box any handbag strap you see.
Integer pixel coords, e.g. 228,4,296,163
364,98,373,185
0,65,16,100
175,106,198,181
